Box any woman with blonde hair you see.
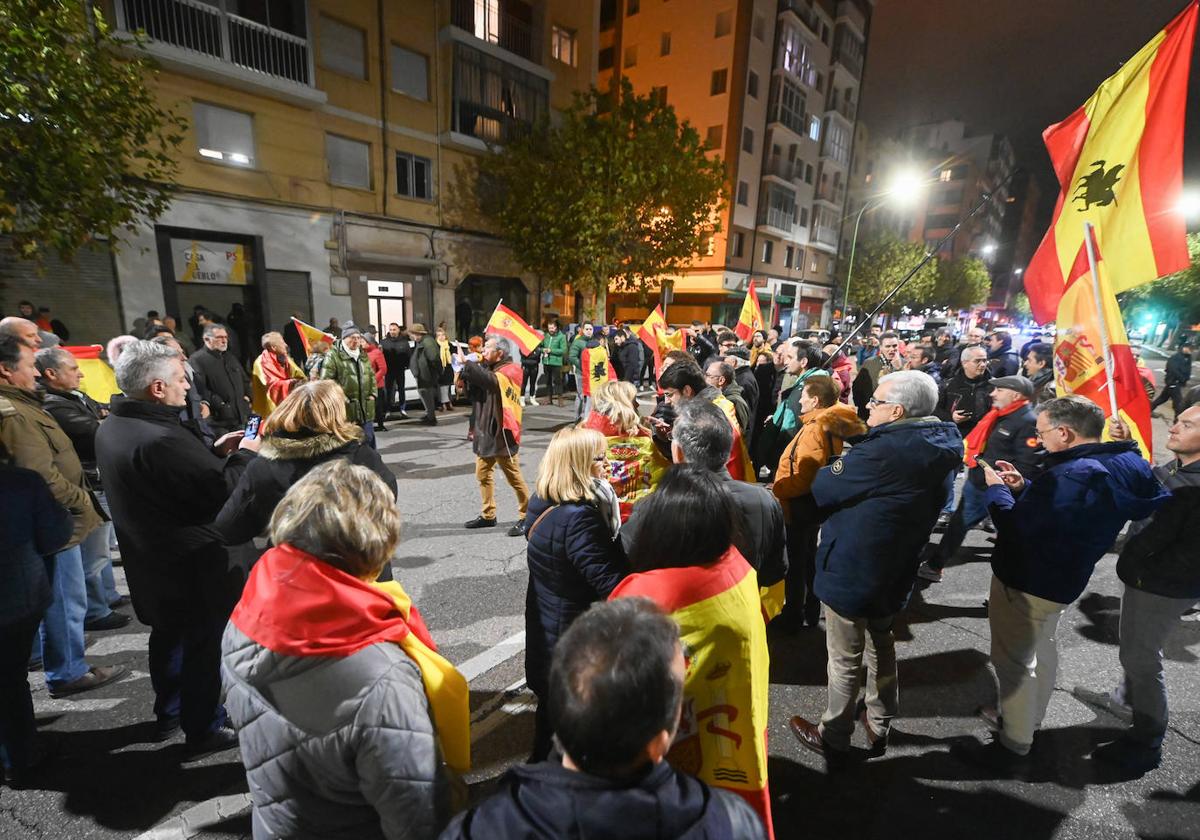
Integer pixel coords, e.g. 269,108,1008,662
435,325,454,411
582,380,668,521
524,425,626,761
215,381,397,582
223,459,465,839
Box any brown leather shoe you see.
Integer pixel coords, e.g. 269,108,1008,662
48,665,128,699
859,710,888,757
789,715,825,756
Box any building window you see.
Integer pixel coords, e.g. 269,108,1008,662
753,12,766,41
747,71,759,99
742,127,754,154
736,181,749,206
808,115,821,142
769,75,807,135
452,44,549,144
731,231,745,258
598,46,615,70
762,241,773,263
319,15,366,80
810,256,818,272
704,125,723,149
805,163,814,183
799,207,809,227
651,86,668,106
623,44,638,68
661,31,672,56
551,25,577,66
627,0,639,15
396,151,432,199
759,183,796,229
785,245,794,267
822,119,850,166
939,168,953,182
820,23,830,45
601,0,617,30
711,68,728,95
715,9,732,38
193,102,255,167
326,134,370,189
925,213,958,230
391,45,429,100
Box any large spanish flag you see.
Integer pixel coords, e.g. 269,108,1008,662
636,304,668,356
581,344,616,396
64,345,121,403
610,547,773,838
291,317,334,354
494,361,525,445
1024,2,1196,324
734,278,765,342
1054,228,1153,458
487,303,543,356
251,350,305,418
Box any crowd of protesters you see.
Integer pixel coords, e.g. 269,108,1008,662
1,300,1198,839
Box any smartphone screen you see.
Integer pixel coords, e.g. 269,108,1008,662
245,414,263,441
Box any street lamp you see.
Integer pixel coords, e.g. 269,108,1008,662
842,168,926,319
1176,189,1200,221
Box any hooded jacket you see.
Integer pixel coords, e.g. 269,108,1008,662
986,335,1021,378
1117,458,1200,599
441,754,764,840
538,331,568,367
215,431,396,545
986,440,1170,604
812,417,963,618
772,402,866,519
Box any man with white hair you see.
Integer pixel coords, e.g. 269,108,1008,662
95,341,259,757
190,322,252,436
250,331,304,418
789,370,962,769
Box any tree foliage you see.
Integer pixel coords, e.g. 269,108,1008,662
0,2,185,261
475,77,727,313
1123,232,1200,328
842,232,939,311
935,256,992,310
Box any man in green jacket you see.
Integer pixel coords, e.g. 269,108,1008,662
407,323,443,426
538,321,568,407
320,325,377,446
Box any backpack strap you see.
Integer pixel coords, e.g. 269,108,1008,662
524,504,560,542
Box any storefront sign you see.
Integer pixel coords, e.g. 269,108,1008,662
173,239,250,285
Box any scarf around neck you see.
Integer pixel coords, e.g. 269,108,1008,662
963,398,1029,468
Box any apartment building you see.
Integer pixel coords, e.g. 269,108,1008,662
599,0,872,333
7,1,597,344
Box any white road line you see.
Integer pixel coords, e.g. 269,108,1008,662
456,630,526,682
86,632,151,656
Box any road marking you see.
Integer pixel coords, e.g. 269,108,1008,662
87,632,151,656
456,630,525,682
134,793,253,840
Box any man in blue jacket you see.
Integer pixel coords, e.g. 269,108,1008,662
789,370,963,768
956,396,1169,776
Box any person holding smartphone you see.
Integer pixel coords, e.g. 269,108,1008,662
931,345,994,524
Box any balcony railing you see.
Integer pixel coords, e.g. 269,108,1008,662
765,156,800,182
814,225,839,247
779,0,821,36
452,0,539,64
115,0,311,86
760,207,796,231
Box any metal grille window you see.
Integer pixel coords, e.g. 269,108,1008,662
391,45,429,100
193,102,255,167
452,44,549,144
319,15,366,79
326,134,371,189
397,152,432,199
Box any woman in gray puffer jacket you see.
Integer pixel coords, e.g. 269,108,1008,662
222,460,457,839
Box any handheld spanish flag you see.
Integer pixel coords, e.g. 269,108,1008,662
1024,2,1196,324
291,317,334,354
494,361,525,445
636,304,668,355
64,345,121,403
581,344,616,396
734,278,765,341
1054,224,1153,458
486,302,543,356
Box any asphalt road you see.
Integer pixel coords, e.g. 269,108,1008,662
3,366,1198,840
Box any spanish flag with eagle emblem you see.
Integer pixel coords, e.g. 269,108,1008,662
581,344,616,396
486,303,543,356
1024,1,1196,323
494,361,525,445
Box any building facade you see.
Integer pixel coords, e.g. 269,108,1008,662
598,0,872,332
1,1,599,344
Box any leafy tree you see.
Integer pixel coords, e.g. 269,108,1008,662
1123,233,1200,339
934,256,992,311
1009,290,1032,318
0,2,185,261
840,232,938,313
475,77,727,317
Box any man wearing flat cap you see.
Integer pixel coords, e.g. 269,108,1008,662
919,375,1043,583
320,323,378,447
407,323,443,426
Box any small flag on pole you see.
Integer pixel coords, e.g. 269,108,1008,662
734,278,765,341
486,303,543,356
291,318,334,354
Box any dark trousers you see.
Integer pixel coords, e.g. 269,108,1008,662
384,367,407,412
0,615,44,776
522,364,540,397
418,386,439,420
1150,383,1185,416
361,421,376,449
375,388,388,425
544,365,564,401
783,518,820,624
640,355,656,388
147,603,227,742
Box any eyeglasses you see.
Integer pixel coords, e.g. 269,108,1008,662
867,397,895,408
1034,425,1062,440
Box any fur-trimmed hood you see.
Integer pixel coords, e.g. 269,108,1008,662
802,401,867,439
258,431,362,461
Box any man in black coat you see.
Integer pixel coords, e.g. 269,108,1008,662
1150,343,1193,419
985,331,1021,378
380,323,411,418
95,340,258,756
190,323,251,435
919,376,1042,583
35,347,129,630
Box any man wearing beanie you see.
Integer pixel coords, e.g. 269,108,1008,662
919,375,1043,583
320,323,378,447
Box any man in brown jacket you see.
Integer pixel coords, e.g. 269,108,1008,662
0,335,125,697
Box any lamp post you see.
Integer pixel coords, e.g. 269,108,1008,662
841,169,926,322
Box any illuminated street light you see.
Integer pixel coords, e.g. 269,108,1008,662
980,242,997,257
1176,189,1200,220
842,168,928,318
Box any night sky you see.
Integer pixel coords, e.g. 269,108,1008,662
859,0,1200,222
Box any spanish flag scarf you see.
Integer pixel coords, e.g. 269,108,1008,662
229,544,470,773
963,398,1030,468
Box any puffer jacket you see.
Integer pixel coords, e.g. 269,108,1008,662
1117,458,1200,599
986,440,1170,604
320,341,376,423
524,493,626,697
365,342,387,389
773,402,866,520
222,621,450,840
538,331,568,367
812,417,963,618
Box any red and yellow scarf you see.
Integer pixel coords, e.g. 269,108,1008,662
963,398,1029,467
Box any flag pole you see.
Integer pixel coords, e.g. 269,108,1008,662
1082,222,1120,418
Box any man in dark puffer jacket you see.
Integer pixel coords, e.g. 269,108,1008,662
442,598,764,840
